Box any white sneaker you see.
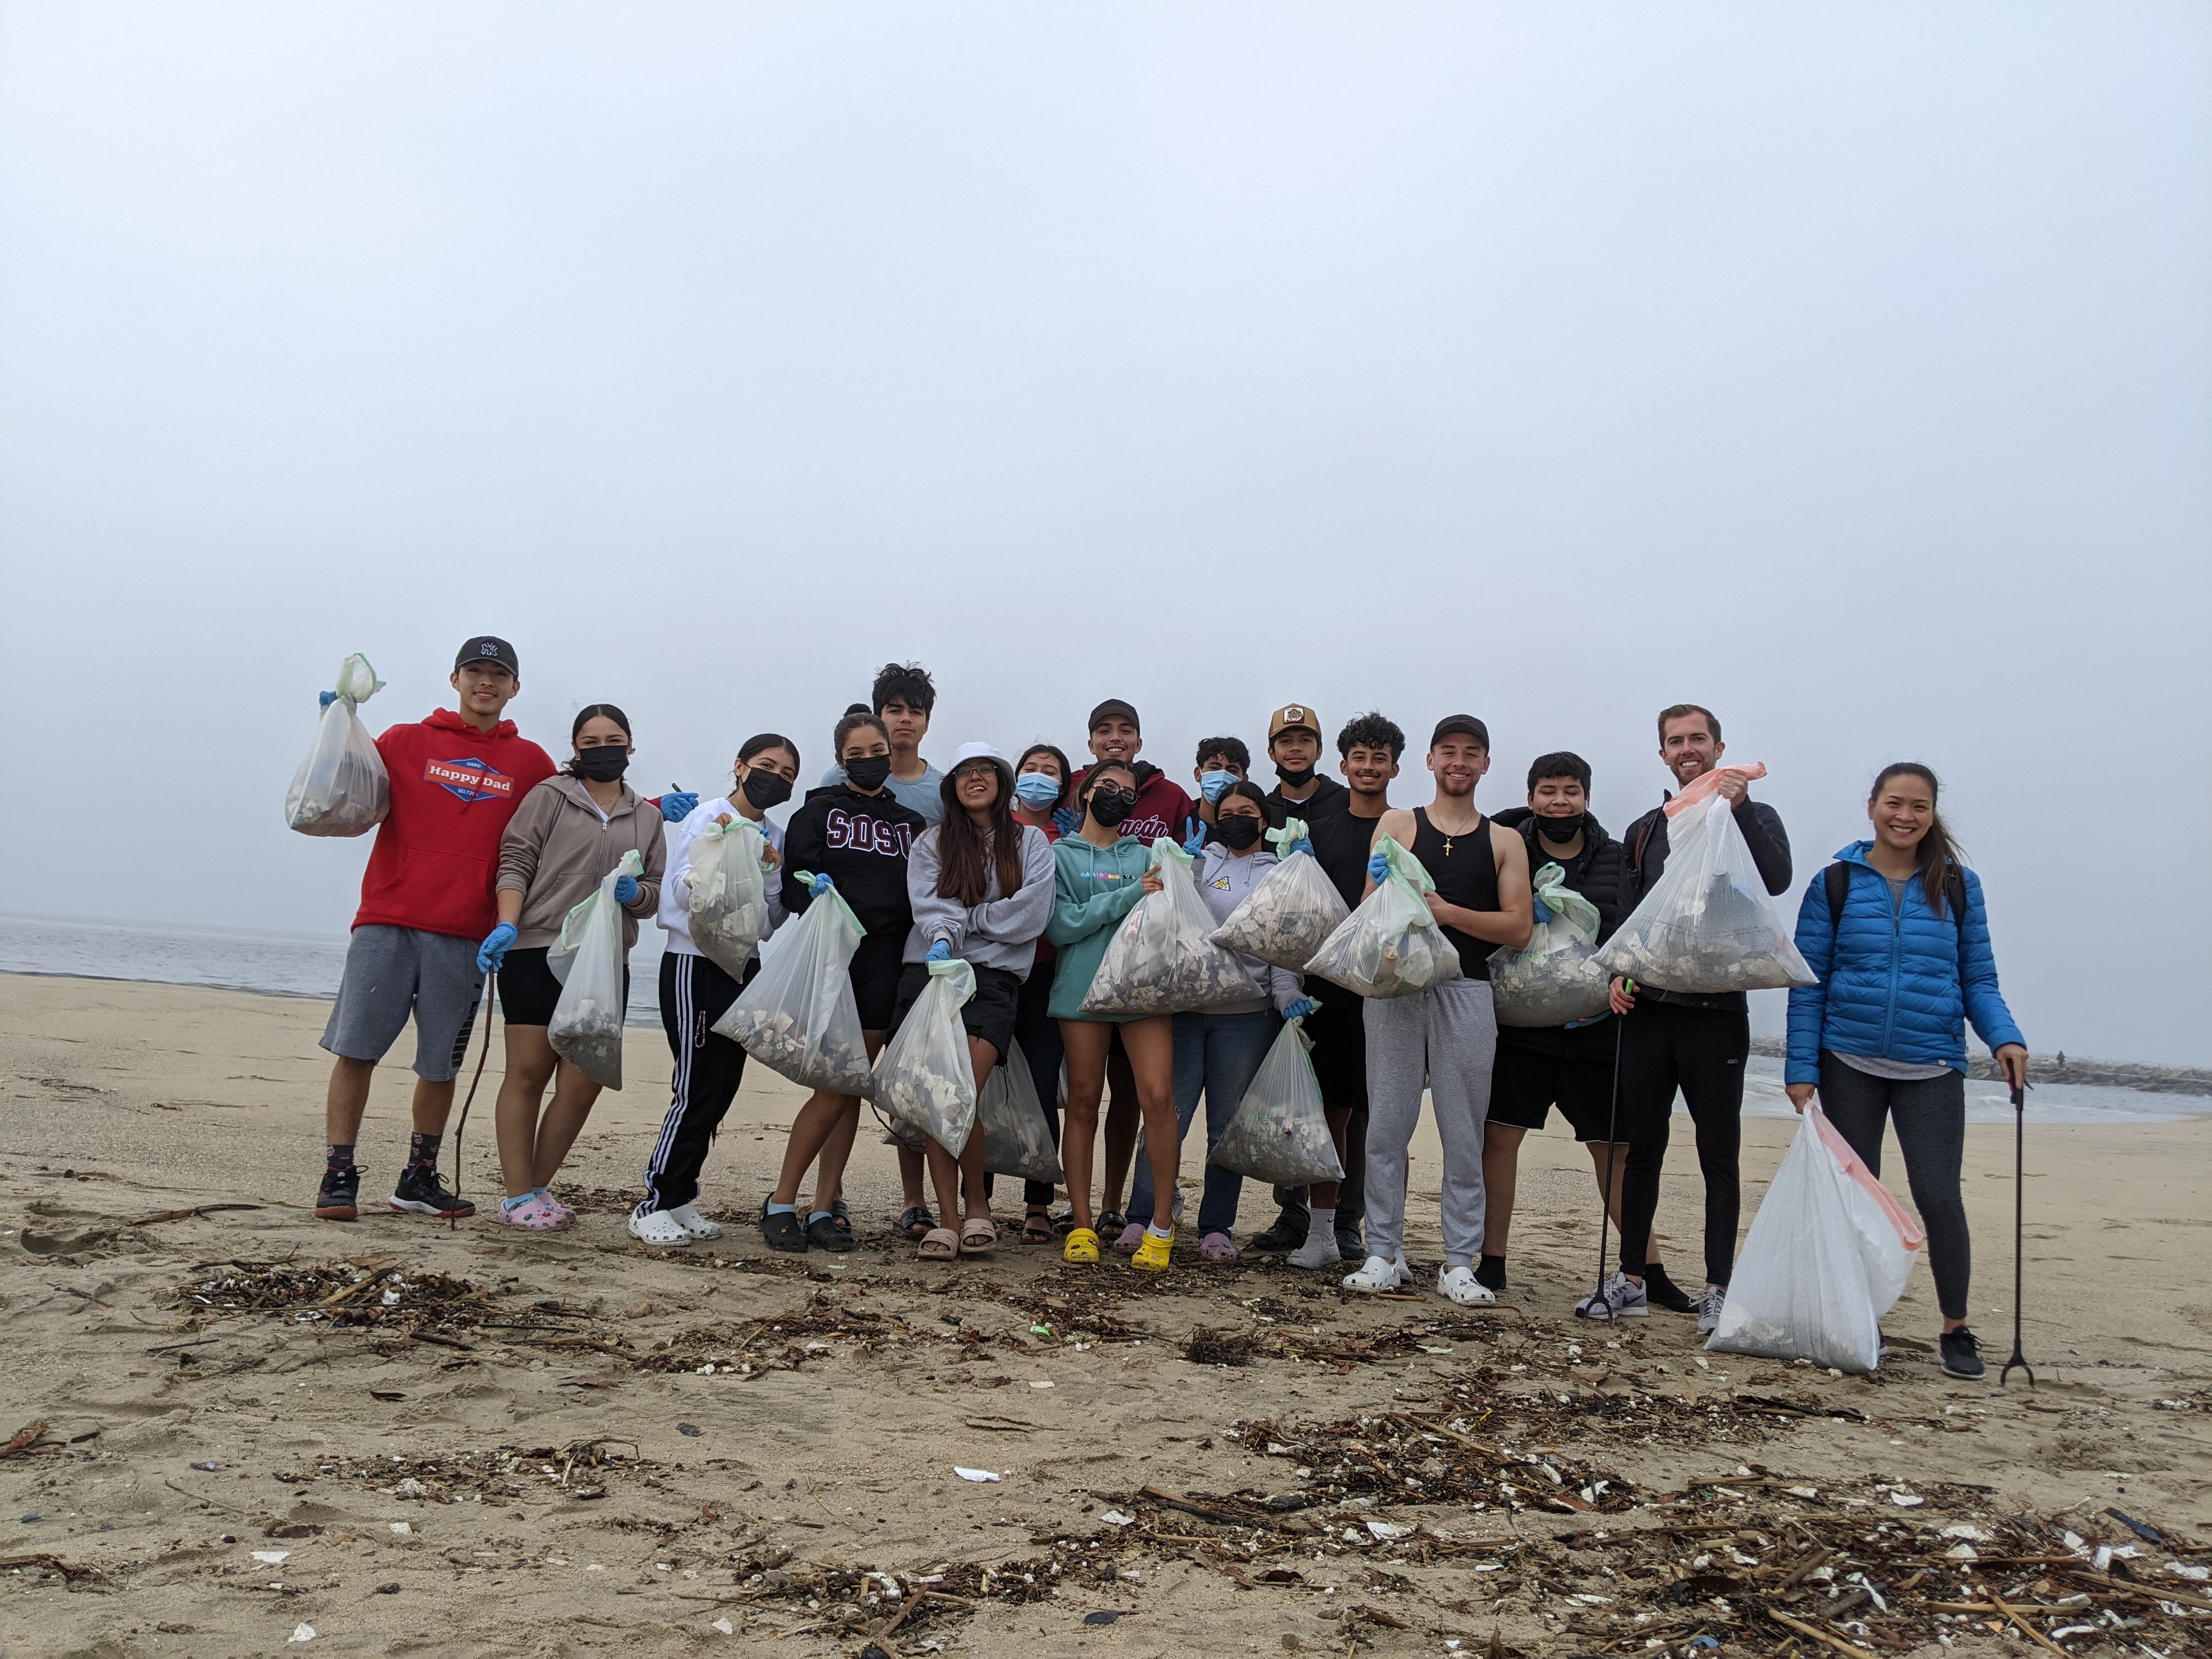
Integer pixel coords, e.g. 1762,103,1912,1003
1286,1233,1342,1271
667,1203,723,1239
1437,1265,1496,1306
1342,1253,1412,1292
1696,1286,1727,1336
1574,1272,1649,1321
627,1209,692,1247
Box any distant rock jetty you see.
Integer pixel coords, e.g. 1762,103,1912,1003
1746,1036,2211,1098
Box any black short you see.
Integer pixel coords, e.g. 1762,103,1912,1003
888,961,1023,1060
498,946,631,1030
1302,981,1367,1112
1489,1031,1620,1142
850,930,907,1031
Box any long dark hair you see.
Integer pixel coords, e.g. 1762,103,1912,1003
1870,763,1963,917
565,703,631,776
935,758,1023,904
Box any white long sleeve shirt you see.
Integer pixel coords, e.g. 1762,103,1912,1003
656,797,787,958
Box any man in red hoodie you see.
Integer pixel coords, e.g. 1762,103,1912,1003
314,636,557,1222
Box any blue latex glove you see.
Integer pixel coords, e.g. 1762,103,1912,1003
1052,806,1080,837
807,871,836,898
658,790,699,823
1367,850,1391,887
924,939,952,964
1531,892,1553,925
318,690,337,709
475,922,517,975
1181,816,1209,856
1284,836,1314,860
614,873,641,905
1283,996,1316,1023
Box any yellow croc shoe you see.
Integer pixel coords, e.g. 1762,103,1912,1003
1132,1227,1173,1273
1063,1227,1100,1265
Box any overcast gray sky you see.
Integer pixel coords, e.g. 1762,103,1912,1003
2,4,2206,1063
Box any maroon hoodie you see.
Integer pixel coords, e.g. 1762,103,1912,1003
354,709,558,939
1069,762,1195,849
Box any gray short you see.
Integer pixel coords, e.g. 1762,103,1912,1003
320,926,484,1081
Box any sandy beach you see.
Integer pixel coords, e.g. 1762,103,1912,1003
2,972,2206,1659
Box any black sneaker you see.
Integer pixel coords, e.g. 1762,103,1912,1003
388,1163,475,1219
1641,1263,1697,1313
315,1163,361,1222
1940,1327,1985,1380
1249,1206,1309,1252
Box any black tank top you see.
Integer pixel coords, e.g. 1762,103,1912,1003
1411,806,1499,980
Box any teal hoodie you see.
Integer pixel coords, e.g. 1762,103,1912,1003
1046,833,1152,1022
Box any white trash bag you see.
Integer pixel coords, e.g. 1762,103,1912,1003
545,848,643,1090
1596,765,1815,995
874,958,978,1153
1080,839,1260,1016
685,814,770,980
1488,861,1612,1027
285,653,390,837
713,873,874,1096
1302,834,1463,999
1207,1011,1344,1187
1208,817,1352,970
1706,1103,1923,1374
978,1040,1063,1183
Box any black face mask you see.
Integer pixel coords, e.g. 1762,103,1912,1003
1536,812,1586,843
741,769,793,811
844,755,893,792
1215,815,1262,850
1088,787,1136,828
1274,762,1316,788
573,746,630,783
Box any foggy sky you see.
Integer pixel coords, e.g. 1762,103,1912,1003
2,4,2206,1062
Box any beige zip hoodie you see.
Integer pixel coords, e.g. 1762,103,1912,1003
496,775,668,950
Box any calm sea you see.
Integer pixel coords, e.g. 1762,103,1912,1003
2,911,2203,1126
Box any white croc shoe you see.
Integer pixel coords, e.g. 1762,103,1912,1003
1437,1265,1496,1306
1342,1253,1413,1292
627,1209,692,1247
667,1203,723,1239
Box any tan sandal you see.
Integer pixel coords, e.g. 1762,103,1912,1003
958,1217,998,1256
917,1226,959,1261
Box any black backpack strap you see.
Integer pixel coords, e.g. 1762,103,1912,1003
1824,861,1849,929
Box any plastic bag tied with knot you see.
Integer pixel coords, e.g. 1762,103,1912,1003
1488,860,1612,1028
976,1040,1063,1182
1207,1008,1345,1186
1207,816,1352,970
285,653,391,837
1706,1102,1923,1373
1595,763,1815,994
1301,834,1464,998
545,848,643,1090
685,814,770,979
1079,838,1266,1015
874,958,978,1153
713,872,874,1096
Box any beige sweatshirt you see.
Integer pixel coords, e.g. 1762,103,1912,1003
495,775,668,950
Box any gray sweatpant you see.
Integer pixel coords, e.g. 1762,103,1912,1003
1362,978,1497,1268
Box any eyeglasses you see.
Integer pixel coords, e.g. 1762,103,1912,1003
952,764,998,783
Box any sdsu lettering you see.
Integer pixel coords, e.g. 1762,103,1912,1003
424,757,516,803
825,808,914,858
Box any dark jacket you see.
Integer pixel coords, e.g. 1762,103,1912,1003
1620,790,1792,1013
1265,773,1350,827
1492,808,1627,944
780,783,927,938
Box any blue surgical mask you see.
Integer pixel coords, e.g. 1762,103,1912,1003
1199,769,1237,803
1014,772,1061,808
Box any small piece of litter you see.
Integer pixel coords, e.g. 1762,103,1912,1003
289,1625,316,1644
1366,1520,1412,1539
712,1617,735,1634
388,1522,411,1535
1030,1380,1054,1389
252,1550,291,1565
1099,1510,1135,1526
1889,1492,1925,1508
190,1462,218,1471
954,1468,1001,1483
1083,1611,1121,1626
677,1424,703,1437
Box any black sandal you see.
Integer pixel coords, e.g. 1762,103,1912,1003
830,1199,853,1237
807,1212,855,1252
1097,1210,1127,1237
898,1205,936,1241
1021,1209,1054,1244
760,1200,809,1254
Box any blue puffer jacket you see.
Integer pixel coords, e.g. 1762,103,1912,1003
1785,842,2023,1084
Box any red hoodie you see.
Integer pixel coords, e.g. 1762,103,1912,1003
354,710,558,939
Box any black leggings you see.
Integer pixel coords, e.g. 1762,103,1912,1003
1616,1001,1747,1286
1012,958,1065,1209
1817,1053,1970,1321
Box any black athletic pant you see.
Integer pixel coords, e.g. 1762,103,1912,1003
637,951,758,1218
1012,960,1065,1209
1816,1053,1970,1320
1616,1000,1747,1286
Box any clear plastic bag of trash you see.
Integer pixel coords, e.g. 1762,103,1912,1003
1488,861,1612,1027
1595,765,1815,994
874,958,978,1153
713,873,874,1096
285,653,390,837
1080,839,1263,1015
685,814,770,980
1706,1102,1923,1374
1207,1011,1344,1186
1207,817,1352,970
545,848,642,1090
978,1040,1064,1183
1301,834,1463,998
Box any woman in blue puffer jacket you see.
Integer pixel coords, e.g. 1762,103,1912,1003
1785,763,2027,1381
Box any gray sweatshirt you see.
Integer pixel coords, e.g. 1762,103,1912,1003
903,821,1056,979
1193,844,1305,1016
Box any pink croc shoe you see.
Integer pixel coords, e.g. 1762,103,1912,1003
499,1193,565,1231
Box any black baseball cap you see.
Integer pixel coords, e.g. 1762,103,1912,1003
1430,714,1490,749
454,636,519,677
1088,698,1141,732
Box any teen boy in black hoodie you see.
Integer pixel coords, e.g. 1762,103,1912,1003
1261,702,1350,823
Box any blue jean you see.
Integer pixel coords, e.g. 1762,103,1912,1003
1129,1008,1280,1239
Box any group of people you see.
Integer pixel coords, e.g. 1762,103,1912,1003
305,636,2028,1379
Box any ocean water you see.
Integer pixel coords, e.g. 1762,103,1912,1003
3,911,2205,1125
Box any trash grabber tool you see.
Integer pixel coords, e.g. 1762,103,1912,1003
1999,1079,2034,1386
449,972,497,1233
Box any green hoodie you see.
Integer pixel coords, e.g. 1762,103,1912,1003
1046,833,1153,1022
